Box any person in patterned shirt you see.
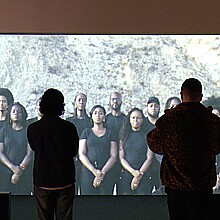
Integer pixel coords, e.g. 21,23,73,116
147,78,220,220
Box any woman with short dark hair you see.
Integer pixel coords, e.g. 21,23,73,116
0,102,33,194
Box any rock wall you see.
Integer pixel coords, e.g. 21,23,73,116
0,35,219,118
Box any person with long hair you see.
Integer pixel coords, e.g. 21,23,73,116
0,88,14,129
119,108,154,195
79,105,117,195
0,102,33,194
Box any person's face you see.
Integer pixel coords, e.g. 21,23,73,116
0,95,8,111
109,93,122,111
35,101,43,117
130,110,143,131
92,107,105,124
10,105,23,122
212,109,220,117
147,102,160,118
169,99,180,109
74,94,87,111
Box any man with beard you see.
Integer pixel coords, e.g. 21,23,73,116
106,92,126,194
145,96,161,193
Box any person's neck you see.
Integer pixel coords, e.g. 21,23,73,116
76,109,85,119
132,127,141,131
147,115,158,125
93,123,104,130
11,121,23,130
182,99,200,103
111,109,121,116
0,110,6,121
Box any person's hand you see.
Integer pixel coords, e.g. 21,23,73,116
213,174,220,192
132,170,143,180
131,177,139,190
12,165,23,176
93,176,102,188
11,173,20,184
93,169,101,177
93,171,105,188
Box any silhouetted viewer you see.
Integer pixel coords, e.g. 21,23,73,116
147,78,220,220
27,89,79,220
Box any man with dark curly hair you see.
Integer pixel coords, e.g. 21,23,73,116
27,88,79,220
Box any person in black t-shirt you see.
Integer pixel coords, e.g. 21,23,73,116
66,93,91,195
0,88,14,129
0,102,32,194
119,108,153,195
105,92,125,194
79,105,117,195
145,96,161,192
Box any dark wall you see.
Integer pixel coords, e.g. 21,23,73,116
0,1,219,33
11,195,169,220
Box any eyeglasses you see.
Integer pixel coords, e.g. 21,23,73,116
111,98,121,101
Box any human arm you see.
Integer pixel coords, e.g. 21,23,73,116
0,142,22,176
78,139,101,177
11,143,33,184
70,124,79,157
131,147,154,190
93,140,117,187
213,174,220,192
147,127,164,155
119,140,143,180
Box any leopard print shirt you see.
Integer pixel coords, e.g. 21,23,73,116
147,102,220,191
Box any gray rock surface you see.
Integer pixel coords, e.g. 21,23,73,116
0,35,219,118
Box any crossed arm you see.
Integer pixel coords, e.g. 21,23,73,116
119,140,154,190
79,139,117,187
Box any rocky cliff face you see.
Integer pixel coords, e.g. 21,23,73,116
0,35,219,118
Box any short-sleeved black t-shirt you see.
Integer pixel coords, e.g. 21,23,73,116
0,126,28,173
80,128,117,169
123,130,147,169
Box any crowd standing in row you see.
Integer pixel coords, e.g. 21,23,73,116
0,87,220,196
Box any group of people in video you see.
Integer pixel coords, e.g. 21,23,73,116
0,87,220,196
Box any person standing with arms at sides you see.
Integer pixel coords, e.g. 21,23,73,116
66,93,91,195
105,92,126,194
0,88,14,129
147,78,220,220
119,108,153,195
27,89,79,220
145,96,161,192
145,96,160,131
79,105,117,195
0,102,33,194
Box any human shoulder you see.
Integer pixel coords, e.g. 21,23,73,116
66,115,74,122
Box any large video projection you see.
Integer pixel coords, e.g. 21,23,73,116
0,35,219,195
